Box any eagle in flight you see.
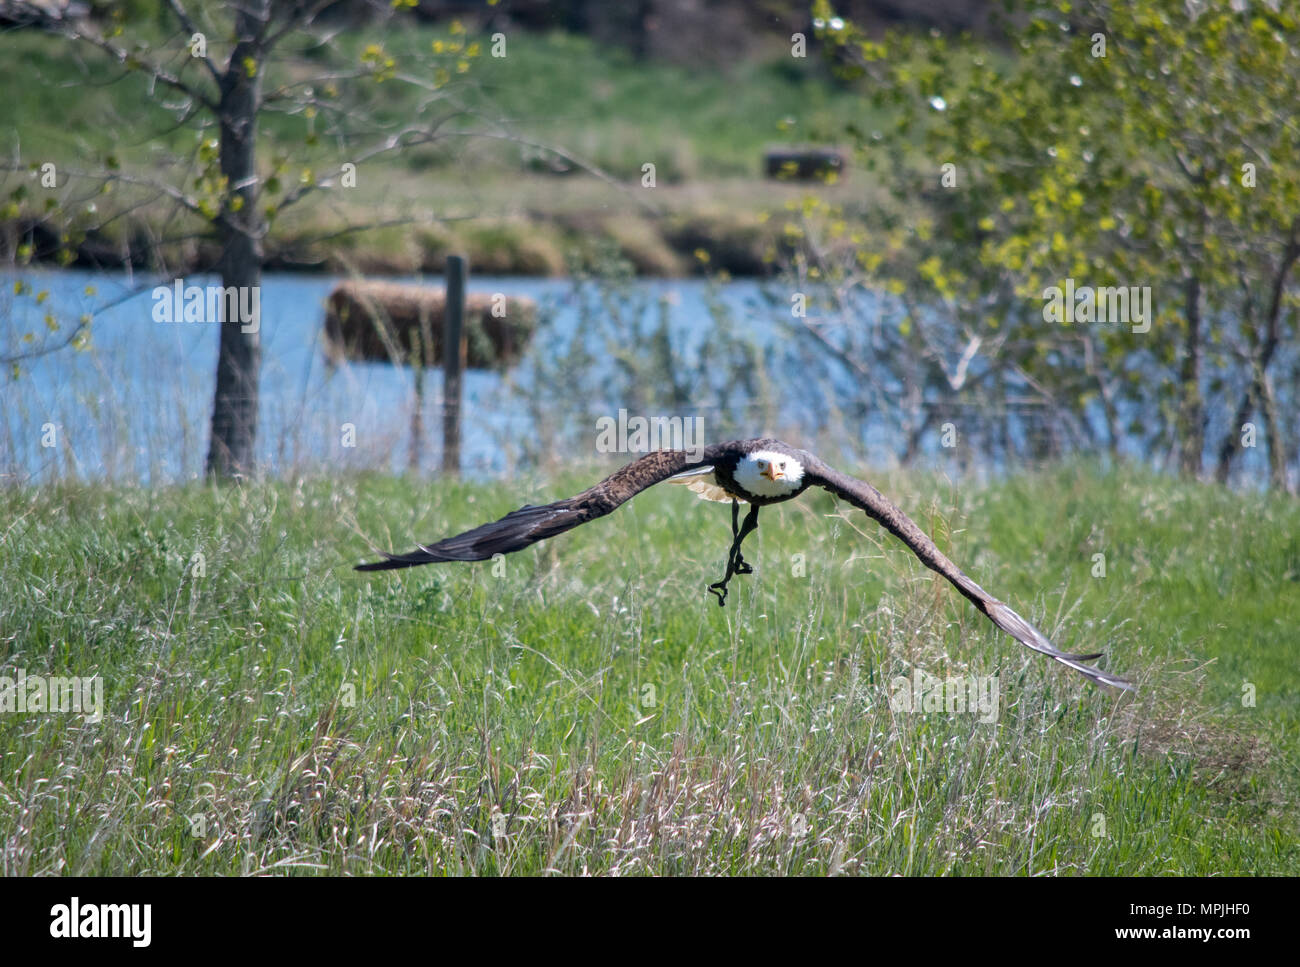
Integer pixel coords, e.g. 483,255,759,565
357,438,1133,691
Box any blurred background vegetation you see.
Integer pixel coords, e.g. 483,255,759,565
3,0,1296,491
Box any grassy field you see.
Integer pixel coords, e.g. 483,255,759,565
2,25,864,180
2,25,880,275
1,463,1296,875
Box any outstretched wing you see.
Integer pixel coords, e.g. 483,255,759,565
806,459,1134,691
356,448,719,571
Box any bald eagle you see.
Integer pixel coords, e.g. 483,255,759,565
358,439,1133,691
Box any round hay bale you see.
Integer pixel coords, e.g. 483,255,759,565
323,279,537,370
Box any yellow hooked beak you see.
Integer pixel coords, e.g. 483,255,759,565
761,465,783,481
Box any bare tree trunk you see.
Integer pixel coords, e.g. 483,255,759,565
1213,229,1298,486
206,3,267,479
1214,375,1258,485
1178,274,1204,477
1258,367,1290,492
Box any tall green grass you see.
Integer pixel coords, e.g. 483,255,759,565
2,464,1295,874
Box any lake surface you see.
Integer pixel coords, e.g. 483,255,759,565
1,269,781,484
3,268,1287,488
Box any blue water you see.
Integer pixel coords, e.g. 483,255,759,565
0,269,775,484
3,268,1288,488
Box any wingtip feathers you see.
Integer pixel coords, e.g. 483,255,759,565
984,598,1136,692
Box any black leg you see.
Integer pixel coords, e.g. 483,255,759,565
723,497,754,575
708,503,760,606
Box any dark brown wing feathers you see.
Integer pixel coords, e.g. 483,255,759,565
355,448,718,570
805,458,1133,691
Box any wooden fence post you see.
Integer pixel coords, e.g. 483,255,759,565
443,255,467,477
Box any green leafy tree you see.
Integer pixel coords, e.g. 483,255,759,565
809,0,1299,487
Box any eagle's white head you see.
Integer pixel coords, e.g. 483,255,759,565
735,449,805,498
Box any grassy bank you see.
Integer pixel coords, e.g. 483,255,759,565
2,27,878,276
1,465,1295,874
